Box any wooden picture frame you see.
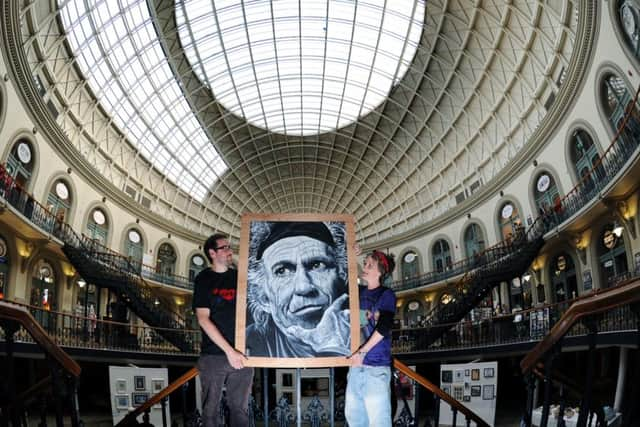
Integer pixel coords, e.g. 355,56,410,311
236,213,360,367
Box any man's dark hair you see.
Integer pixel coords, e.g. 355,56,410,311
203,233,228,263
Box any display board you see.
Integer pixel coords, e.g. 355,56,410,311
109,366,170,426
439,361,497,427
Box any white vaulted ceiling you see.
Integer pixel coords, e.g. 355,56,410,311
7,0,588,244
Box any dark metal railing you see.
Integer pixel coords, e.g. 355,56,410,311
390,85,640,293
0,300,201,356
0,301,82,427
0,165,194,291
519,276,640,427
392,269,640,354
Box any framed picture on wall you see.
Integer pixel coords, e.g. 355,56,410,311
483,367,495,378
236,214,360,368
482,384,495,400
152,379,164,393
471,369,480,381
115,379,127,394
132,392,149,406
441,370,453,383
115,395,129,410
471,385,481,397
134,376,145,391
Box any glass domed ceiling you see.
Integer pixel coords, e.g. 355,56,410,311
59,0,228,201
176,0,424,136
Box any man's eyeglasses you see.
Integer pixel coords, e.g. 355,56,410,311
214,244,231,251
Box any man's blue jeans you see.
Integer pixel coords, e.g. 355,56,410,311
345,366,392,427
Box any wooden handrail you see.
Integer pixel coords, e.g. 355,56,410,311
393,358,490,427
116,367,199,426
0,301,81,377
521,278,640,373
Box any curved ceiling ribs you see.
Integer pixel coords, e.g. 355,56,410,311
15,0,582,244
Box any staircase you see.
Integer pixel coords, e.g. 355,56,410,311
419,220,546,348
59,226,193,352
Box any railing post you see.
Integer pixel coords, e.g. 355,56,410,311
451,407,458,426
68,376,81,427
577,319,598,427
433,394,440,427
181,381,189,426
557,384,566,427
540,343,561,427
522,372,536,427
160,398,168,427
49,356,66,427
0,319,20,427
263,368,269,426
329,367,335,427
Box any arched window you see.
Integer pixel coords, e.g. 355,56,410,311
125,228,144,268
497,202,522,240
46,180,72,230
6,139,34,188
86,208,109,245
0,235,9,299
432,239,452,273
30,260,57,330
189,254,206,282
401,251,419,280
601,74,640,150
618,1,640,60
549,253,578,302
597,223,628,288
463,224,485,259
570,129,602,191
533,173,561,224
156,243,177,277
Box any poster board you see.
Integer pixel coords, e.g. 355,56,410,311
439,361,497,427
236,213,360,367
109,366,170,426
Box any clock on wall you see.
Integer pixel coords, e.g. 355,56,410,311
17,142,31,164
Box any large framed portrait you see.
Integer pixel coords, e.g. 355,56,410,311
236,213,360,367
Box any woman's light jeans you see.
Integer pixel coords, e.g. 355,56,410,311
345,366,392,427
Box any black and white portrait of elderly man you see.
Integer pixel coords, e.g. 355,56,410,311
245,221,351,358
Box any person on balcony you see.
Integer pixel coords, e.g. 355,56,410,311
193,234,254,427
345,250,397,427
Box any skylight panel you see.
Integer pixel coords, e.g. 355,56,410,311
59,0,227,202
176,0,424,135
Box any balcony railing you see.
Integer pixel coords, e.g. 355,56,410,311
0,300,201,356
389,85,640,293
392,269,640,354
0,168,195,291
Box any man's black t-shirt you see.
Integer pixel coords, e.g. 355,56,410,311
192,268,238,355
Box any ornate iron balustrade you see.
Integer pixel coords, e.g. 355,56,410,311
392,270,640,354
0,300,201,356
0,166,195,291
